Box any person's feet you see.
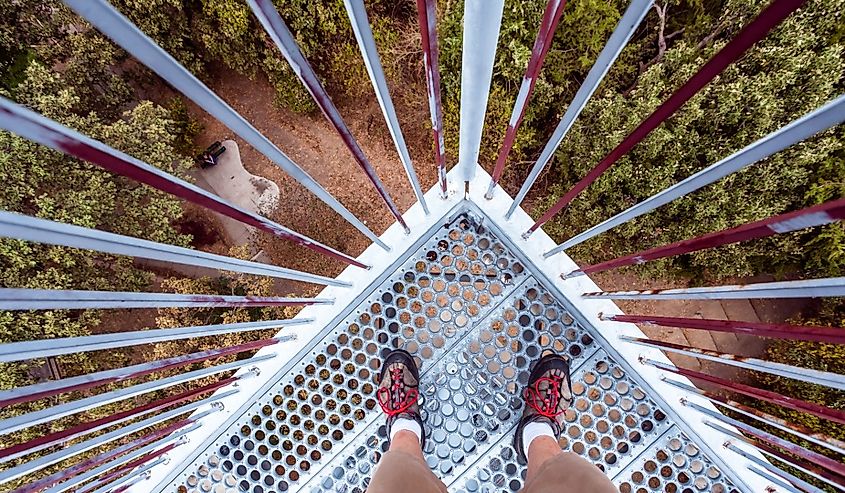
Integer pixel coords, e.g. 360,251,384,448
513,353,573,462
378,349,425,449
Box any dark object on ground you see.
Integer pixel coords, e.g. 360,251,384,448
196,141,226,168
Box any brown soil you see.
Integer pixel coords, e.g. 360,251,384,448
186,68,436,278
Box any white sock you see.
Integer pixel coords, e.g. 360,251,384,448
390,417,422,443
521,422,555,453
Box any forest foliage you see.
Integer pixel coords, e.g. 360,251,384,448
0,0,843,486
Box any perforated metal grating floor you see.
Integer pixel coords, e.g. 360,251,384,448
173,213,738,493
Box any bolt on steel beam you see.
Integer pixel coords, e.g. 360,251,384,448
456,0,505,184
62,0,388,251
623,335,845,390
727,442,828,493
0,386,237,463
0,358,266,436
14,420,196,493
552,94,845,249
663,377,845,455
485,0,569,199
684,400,845,480
0,338,282,407
0,212,351,287
0,320,303,363
247,0,410,233
711,422,845,491
415,0,448,196
0,97,369,268
558,198,845,266
601,313,845,344
343,0,429,214
524,0,806,236
38,429,195,493
642,358,845,425
583,276,845,300
0,288,331,311
0,405,218,485
506,0,653,219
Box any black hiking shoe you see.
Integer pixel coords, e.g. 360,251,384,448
513,353,573,462
377,349,425,449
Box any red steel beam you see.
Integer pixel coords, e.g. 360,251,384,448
0,378,233,461
749,437,845,488
249,0,409,233
15,419,189,493
83,442,181,493
574,199,845,274
0,101,367,269
605,314,845,344
416,0,448,196
0,338,276,407
649,359,845,425
724,416,845,482
486,0,568,197
526,0,806,235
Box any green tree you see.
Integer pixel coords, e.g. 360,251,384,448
535,0,844,280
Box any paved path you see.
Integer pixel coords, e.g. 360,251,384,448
191,140,280,246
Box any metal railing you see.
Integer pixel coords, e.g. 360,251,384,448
0,0,842,491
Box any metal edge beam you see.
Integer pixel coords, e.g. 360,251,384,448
0,212,351,286
583,276,845,300
456,0,505,183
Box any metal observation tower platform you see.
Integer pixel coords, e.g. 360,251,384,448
1,0,843,492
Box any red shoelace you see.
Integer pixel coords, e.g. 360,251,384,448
377,366,418,416
523,375,566,418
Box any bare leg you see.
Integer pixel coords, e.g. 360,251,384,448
389,430,425,461
526,435,562,481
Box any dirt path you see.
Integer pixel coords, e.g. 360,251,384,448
188,69,436,278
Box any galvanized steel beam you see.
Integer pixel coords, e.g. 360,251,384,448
343,0,429,214
560,198,845,266
525,0,806,236
583,277,845,300
601,313,845,344
643,358,845,425
748,465,815,493
506,0,653,218
0,338,281,407
88,459,160,493
0,359,265,435
0,212,351,287
62,0,388,251
416,0,448,196
552,95,845,249
685,400,845,480
485,0,569,199
0,97,369,267
0,406,218,485
727,442,827,493
39,429,195,493
15,421,196,493
0,320,303,362
711,422,845,491
664,377,845,455
0,386,236,463
247,0,409,233
456,0,505,183
623,335,845,390
0,288,331,310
